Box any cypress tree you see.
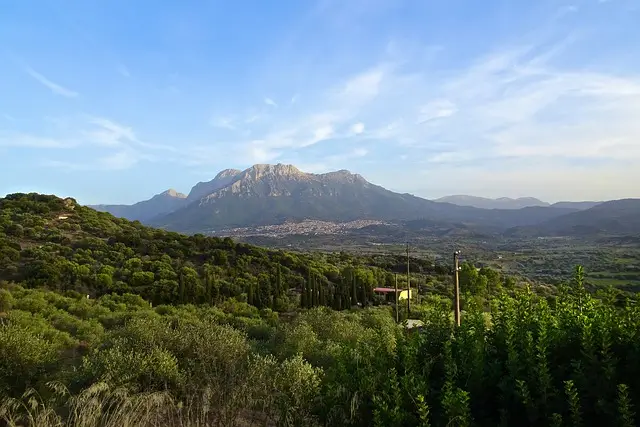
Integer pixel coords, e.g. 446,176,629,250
178,271,185,304
275,265,282,297
301,279,307,308
352,273,358,307
247,282,255,306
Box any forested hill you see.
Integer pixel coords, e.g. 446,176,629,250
2,193,640,427
0,193,450,309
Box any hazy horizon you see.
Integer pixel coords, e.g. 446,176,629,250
2,0,639,204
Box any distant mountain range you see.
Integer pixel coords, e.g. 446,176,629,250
90,189,187,222
434,195,601,211
507,199,640,237
89,164,639,238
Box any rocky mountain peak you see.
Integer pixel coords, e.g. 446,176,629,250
187,169,243,202
214,168,242,180
161,189,187,198
243,163,305,180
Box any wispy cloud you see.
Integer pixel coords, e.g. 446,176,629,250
25,66,79,98
0,133,74,148
43,149,140,171
4,115,177,171
198,29,640,197
98,149,140,170
116,64,131,78
84,116,139,146
195,65,392,164
210,116,236,130
287,147,370,174
264,97,278,107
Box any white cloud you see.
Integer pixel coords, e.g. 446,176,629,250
350,122,365,134
417,100,457,124
25,66,79,98
264,97,278,107
352,147,368,157
99,149,139,170
43,148,141,171
339,67,385,104
0,133,74,148
202,67,390,164
312,125,334,142
210,116,236,129
193,28,640,200
246,144,281,164
85,117,138,146
3,115,177,172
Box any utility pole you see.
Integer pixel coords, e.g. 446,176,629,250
453,250,461,327
406,242,410,317
394,273,399,323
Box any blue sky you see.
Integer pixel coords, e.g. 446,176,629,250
1,0,639,204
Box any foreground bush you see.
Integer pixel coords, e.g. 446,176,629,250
0,267,639,426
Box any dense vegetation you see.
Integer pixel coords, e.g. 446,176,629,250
1,193,639,426
0,194,455,311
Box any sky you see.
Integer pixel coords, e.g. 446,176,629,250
1,0,639,205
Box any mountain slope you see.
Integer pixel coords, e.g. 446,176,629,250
434,195,550,209
550,201,601,210
507,199,640,236
90,189,187,222
0,192,443,306
187,168,242,202
149,164,576,233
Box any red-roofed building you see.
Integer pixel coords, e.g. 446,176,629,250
373,287,412,302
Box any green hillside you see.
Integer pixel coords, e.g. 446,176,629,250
1,193,639,426
0,193,452,310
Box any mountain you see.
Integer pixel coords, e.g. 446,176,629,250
550,201,602,210
90,189,187,222
92,163,630,236
187,168,242,202
434,195,550,209
147,164,576,233
507,199,640,237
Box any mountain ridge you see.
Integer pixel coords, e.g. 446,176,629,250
88,163,635,237
433,195,601,211
507,199,640,237
90,188,188,222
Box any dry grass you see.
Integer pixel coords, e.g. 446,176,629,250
0,382,282,427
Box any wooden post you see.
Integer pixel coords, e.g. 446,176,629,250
453,251,461,326
406,242,410,317
395,273,399,323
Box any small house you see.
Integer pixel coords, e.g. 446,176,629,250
373,287,413,303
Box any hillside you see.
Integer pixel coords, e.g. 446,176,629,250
434,195,550,209
507,198,640,237
0,193,446,309
551,201,602,210
1,193,640,427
